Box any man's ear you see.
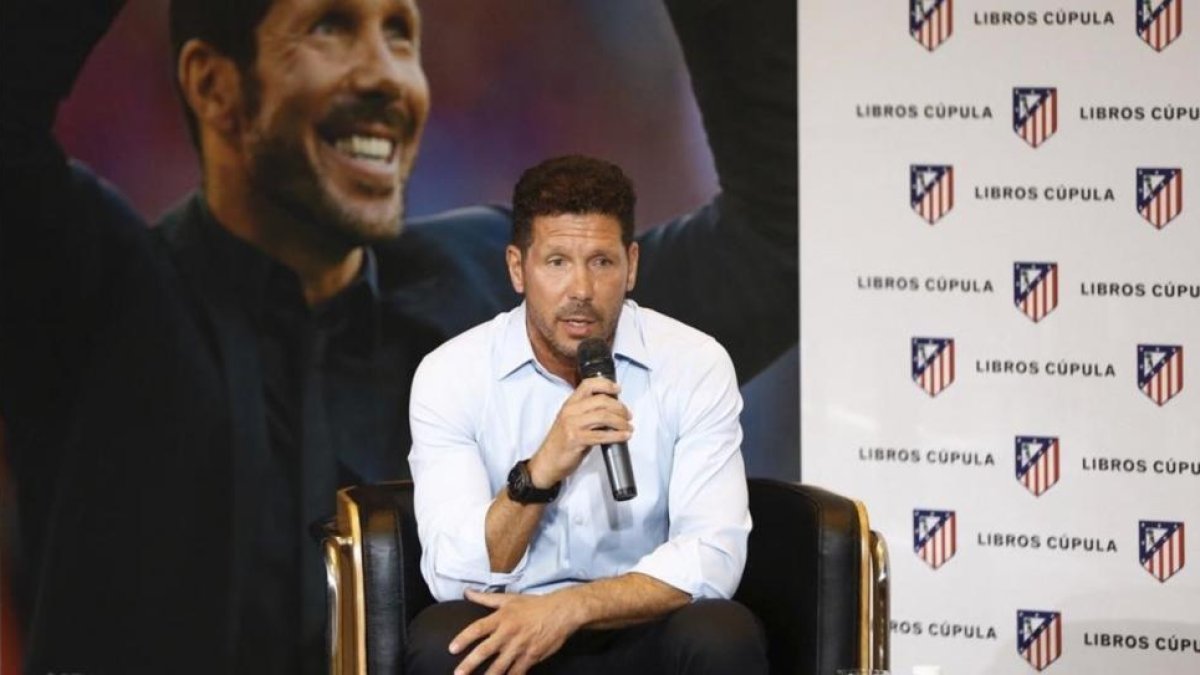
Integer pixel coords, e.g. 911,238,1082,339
625,242,639,292
178,38,245,139
506,244,525,294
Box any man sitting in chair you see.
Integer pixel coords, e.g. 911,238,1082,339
407,156,768,674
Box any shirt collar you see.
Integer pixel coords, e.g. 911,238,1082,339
494,300,652,381
195,196,379,302
611,301,652,371
495,303,537,380
196,194,381,348
194,196,278,308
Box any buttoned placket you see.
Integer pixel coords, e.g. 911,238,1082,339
527,358,619,582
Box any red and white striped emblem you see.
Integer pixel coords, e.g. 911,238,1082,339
1138,344,1184,406
1018,610,1063,671
1013,87,1058,149
911,0,954,52
1016,436,1060,498
1137,168,1183,230
914,510,957,569
912,337,955,397
1014,262,1059,323
1138,0,1183,52
1140,521,1186,583
911,165,954,225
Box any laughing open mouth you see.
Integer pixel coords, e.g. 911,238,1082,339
316,96,412,170
314,121,403,192
332,134,396,163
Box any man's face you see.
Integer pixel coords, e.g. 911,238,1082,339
506,214,639,375
240,0,430,245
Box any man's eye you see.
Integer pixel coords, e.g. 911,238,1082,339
384,16,414,43
312,12,352,36
547,258,566,267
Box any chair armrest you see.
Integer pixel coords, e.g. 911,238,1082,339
328,481,429,674
735,478,867,675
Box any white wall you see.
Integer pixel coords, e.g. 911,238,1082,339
799,2,1199,673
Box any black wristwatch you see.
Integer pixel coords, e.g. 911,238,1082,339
506,459,561,504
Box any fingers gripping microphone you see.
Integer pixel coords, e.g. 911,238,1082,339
576,338,637,501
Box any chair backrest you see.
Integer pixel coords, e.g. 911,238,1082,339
325,478,888,675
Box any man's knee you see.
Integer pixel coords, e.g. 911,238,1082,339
405,601,492,675
659,599,768,674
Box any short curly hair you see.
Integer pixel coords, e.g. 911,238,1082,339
511,155,636,250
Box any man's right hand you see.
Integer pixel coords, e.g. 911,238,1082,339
527,378,632,488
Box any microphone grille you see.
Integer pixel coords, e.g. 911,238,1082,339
576,338,614,377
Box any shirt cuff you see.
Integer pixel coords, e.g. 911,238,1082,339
628,538,705,599
429,499,532,594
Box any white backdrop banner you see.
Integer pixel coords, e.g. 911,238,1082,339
799,2,1199,673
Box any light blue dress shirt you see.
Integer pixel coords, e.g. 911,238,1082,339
408,300,751,602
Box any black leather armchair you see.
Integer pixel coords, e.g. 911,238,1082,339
324,479,889,674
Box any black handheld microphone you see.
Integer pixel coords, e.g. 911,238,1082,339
576,338,637,501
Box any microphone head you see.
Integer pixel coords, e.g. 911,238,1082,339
576,337,615,379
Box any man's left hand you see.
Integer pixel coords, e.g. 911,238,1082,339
449,588,583,675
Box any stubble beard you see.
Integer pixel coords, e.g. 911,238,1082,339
529,300,618,367
530,309,580,366
247,128,406,252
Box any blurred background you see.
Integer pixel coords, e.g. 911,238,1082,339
50,0,799,480
57,1,723,226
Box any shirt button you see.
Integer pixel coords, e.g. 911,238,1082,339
572,514,584,525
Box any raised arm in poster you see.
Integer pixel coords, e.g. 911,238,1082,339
0,0,795,670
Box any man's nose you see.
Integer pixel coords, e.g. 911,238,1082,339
567,266,594,301
348,26,405,99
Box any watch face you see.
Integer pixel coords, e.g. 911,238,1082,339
509,463,528,491
507,460,533,502
507,460,556,503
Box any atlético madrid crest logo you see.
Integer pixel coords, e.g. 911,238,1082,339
1013,262,1059,323
913,509,957,569
1138,0,1183,52
1137,344,1184,405
911,164,954,225
1015,436,1060,497
912,337,955,396
1013,87,1058,148
1139,520,1186,582
1017,610,1063,671
910,0,953,51
1137,167,1183,230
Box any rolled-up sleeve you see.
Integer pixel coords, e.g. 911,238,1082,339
408,350,529,601
629,339,749,599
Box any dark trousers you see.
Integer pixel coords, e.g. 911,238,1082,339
406,599,769,675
